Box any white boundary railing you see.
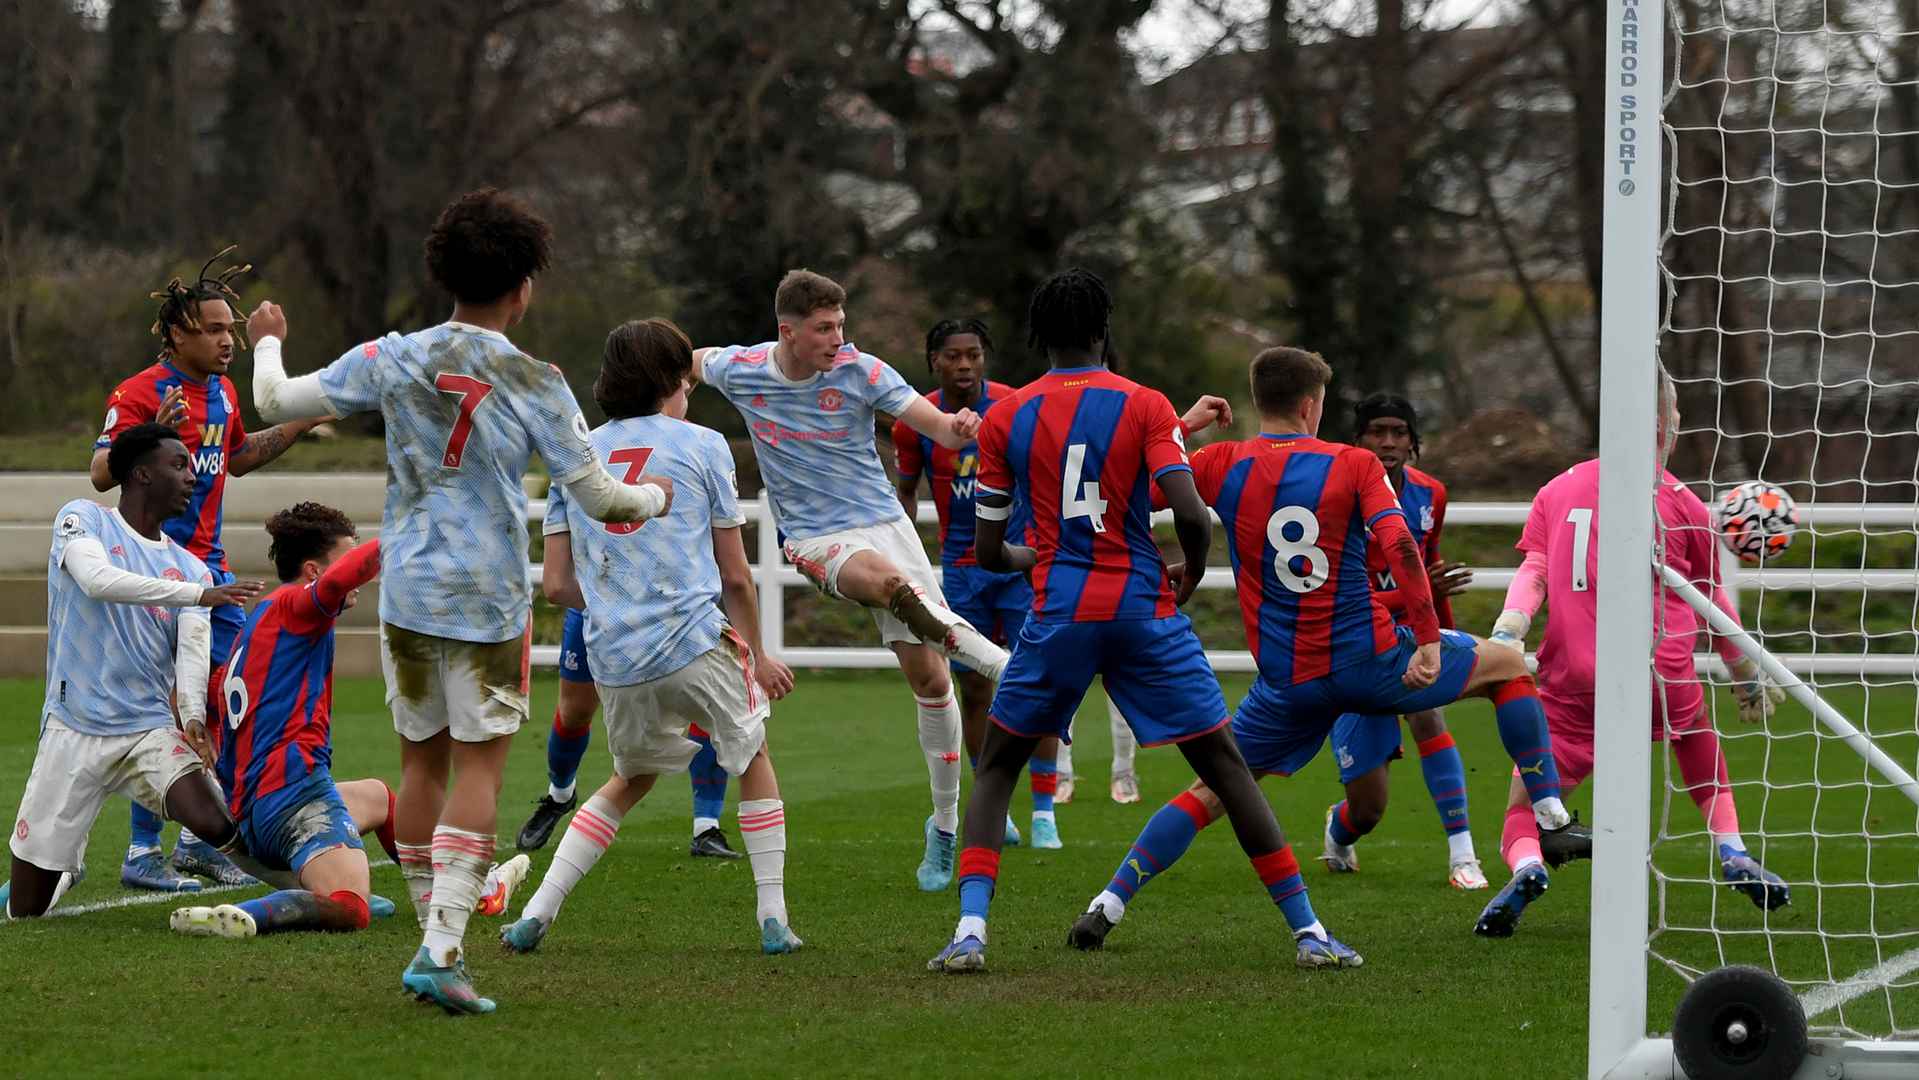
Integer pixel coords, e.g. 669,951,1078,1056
525,498,1919,676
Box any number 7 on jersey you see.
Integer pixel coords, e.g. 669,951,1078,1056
434,373,495,470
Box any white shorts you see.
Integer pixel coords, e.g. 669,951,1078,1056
10,717,203,873
600,630,769,779
382,623,531,744
782,516,945,646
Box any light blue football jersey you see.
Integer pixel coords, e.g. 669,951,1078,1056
318,322,598,643
704,342,918,540
544,414,745,686
44,500,213,737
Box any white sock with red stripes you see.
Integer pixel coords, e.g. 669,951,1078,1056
523,795,625,928
396,841,434,929
421,826,493,966
916,692,963,834
738,798,788,926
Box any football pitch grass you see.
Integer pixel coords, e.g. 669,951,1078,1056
1,672,1912,1078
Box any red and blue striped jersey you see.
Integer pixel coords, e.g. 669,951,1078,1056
218,540,381,816
893,382,1030,565
974,366,1190,623
1365,464,1455,629
95,362,247,572
1192,434,1408,684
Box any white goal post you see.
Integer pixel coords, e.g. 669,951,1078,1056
1590,0,1919,1075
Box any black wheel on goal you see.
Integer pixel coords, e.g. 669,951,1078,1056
1672,965,1809,1080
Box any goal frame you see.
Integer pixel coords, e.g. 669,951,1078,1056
1589,1,1919,1075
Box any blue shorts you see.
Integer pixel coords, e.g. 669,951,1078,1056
991,613,1229,747
239,772,364,876
1233,627,1481,782
942,564,1032,675
208,566,244,669
559,608,593,684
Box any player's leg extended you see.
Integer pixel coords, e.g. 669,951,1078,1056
519,667,597,853
686,723,739,858
1403,709,1482,887
957,667,1021,848
1669,727,1788,910
1323,760,1391,872
1108,695,1140,803
180,845,376,939
930,721,1040,973
893,641,964,890
735,742,800,953
1455,639,1573,831
504,770,657,953
1076,780,1220,947
833,547,1009,680
1478,707,1593,938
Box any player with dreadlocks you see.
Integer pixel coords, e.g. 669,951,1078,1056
1314,393,1491,889
927,268,1353,974
893,318,1068,849
90,247,328,894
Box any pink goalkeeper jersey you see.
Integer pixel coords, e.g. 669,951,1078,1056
1520,459,1720,702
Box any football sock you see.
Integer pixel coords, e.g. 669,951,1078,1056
1055,726,1075,780
373,782,400,864
396,841,434,929
1416,731,1472,837
421,826,493,966
1108,699,1137,775
1105,791,1214,906
688,726,728,834
1502,802,1545,872
239,889,369,933
1252,846,1323,939
177,828,202,848
1328,800,1363,847
738,799,788,926
915,692,963,835
1090,889,1128,922
547,711,592,803
955,846,999,943
1490,677,1569,826
128,803,164,858
1671,729,1743,840
524,796,624,927
1029,757,1058,817
1449,830,1478,863
888,584,1010,681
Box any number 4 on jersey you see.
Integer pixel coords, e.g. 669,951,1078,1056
605,447,654,535
1061,443,1109,533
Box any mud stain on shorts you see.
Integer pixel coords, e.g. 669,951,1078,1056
383,624,437,704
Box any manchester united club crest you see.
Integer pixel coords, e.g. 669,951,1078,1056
14,820,26,841
817,388,844,412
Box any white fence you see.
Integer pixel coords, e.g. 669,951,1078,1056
525,499,1919,676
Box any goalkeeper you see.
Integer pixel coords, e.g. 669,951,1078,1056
1476,373,1789,938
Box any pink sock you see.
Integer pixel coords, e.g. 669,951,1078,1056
1672,730,1742,838
1502,802,1543,871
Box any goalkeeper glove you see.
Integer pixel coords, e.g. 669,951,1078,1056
1729,655,1784,724
1488,609,1530,650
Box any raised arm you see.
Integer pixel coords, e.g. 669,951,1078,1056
247,301,341,422
229,420,326,478
315,538,381,612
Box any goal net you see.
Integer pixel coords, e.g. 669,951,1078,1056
1592,0,1919,1074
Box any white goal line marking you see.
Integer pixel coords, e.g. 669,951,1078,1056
1800,948,1919,1020
3,859,395,925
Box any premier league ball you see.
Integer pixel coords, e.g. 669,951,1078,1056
1714,481,1799,563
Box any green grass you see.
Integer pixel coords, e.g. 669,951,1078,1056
1,672,1912,1077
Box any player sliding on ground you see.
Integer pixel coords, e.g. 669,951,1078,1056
6,424,262,918
1474,371,1788,938
171,503,405,938
1068,346,1578,954
1331,393,1486,889
249,188,671,1014
502,320,802,955
927,269,1355,973
690,270,1009,892
93,250,324,893
894,317,1063,849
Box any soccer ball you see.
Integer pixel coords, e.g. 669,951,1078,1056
1714,481,1799,563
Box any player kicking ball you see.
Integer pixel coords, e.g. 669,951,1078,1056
170,503,406,938
893,318,1063,849
929,270,1355,974
502,320,801,955
251,188,670,1014
1068,347,1578,957
6,424,262,918
1474,372,1787,937
514,610,742,860
1333,393,1486,889
691,270,1011,892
